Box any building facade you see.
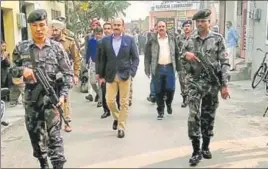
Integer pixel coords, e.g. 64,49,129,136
224,1,268,79
148,1,218,32
1,1,65,57
249,1,268,78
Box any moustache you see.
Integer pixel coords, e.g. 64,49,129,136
114,29,120,31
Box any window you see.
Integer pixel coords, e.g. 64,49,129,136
51,9,61,20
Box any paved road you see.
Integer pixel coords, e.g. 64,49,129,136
2,57,268,168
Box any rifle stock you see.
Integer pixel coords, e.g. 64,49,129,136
33,67,70,126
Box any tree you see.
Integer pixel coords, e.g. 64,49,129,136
65,1,130,35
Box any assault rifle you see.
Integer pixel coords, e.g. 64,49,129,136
193,49,222,87
33,67,70,126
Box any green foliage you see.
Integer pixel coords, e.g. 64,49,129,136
65,1,130,35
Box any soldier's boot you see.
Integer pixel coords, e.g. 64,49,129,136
181,95,187,108
52,161,64,169
202,137,212,159
189,137,202,166
38,157,49,169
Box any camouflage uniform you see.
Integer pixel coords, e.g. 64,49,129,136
11,9,73,169
183,25,230,165
177,33,190,107
184,30,229,141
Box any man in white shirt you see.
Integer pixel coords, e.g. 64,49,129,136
144,21,181,120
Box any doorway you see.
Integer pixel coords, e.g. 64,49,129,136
1,9,5,41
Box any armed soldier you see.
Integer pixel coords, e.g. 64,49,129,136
50,19,81,132
11,9,73,169
177,20,193,108
182,9,230,166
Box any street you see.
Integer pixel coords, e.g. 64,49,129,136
2,56,268,168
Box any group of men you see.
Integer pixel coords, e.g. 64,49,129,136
9,8,139,168
8,6,232,168
144,9,230,166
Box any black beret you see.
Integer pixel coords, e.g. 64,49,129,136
27,9,47,23
182,20,192,27
192,9,211,20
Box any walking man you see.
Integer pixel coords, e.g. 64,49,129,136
50,19,81,132
183,9,230,166
98,18,139,138
145,21,181,120
226,21,239,71
96,22,120,119
146,24,158,104
85,26,103,107
11,9,73,168
177,20,193,108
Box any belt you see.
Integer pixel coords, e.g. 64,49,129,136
158,63,172,67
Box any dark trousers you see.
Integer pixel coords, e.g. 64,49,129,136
101,83,120,112
154,64,175,114
149,75,156,98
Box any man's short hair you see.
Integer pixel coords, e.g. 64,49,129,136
227,21,232,25
103,22,112,28
113,18,124,25
94,27,103,33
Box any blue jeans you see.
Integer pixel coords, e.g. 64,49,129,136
154,64,175,112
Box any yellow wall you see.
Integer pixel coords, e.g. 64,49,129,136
1,1,20,57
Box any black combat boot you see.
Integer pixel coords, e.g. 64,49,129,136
202,137,212,159
38,157,49,169
189,137,202,166
52,161,64,169
181,95,187,108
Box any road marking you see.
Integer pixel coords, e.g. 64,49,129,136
80,136,268,168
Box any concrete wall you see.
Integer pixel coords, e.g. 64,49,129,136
1,1,21,55
251,1,268,78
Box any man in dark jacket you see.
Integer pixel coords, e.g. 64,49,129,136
98,18,139,138
95,22,120,119
145,21,181,120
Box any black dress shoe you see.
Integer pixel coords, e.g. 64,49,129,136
1,121,9,126
167,106,172,114
97,102,102,107
129,101,132,106
112,120,118,130
85,94,93,101
117,130,125,138
181,102,187,108
101,111,111,119
157,114,164,120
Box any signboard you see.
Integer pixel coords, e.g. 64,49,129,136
156,18,175,31
151,1,200,12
